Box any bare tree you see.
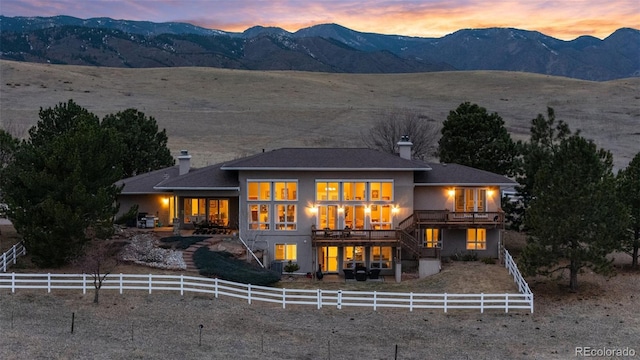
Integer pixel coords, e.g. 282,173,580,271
362,108,439,160
75,240,119,304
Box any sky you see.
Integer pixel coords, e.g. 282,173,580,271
1,0,638,40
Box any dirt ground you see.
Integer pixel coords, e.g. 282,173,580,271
1,228,639,359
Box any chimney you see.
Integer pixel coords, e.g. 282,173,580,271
178,150,191,175
397,135,413,160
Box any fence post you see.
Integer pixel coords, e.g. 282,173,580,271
1,252,6,272
444,293,447,313
317,289,322,310
214,278,219,298
409,292,413,312
180,274,184,296
337,290,342,310
47,273,51,293
480,293,484,313
11,272,15,293
148,274,152,294
373,291,377,311
119,273,123,295
505,294,509,313
12,244,17,264
248,284,252,305
282,288,286,309
82,273,87,295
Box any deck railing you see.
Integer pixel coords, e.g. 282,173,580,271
0,270,533,313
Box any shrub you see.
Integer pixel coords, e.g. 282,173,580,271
193,247,281,286
283,260,300,273
482,257,496,265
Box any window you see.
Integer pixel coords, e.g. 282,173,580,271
249,204,270,230
424,228,441,248
369,182,393,201
454,188,488,213
344,246,365,269
184,198,206,223
370,204,392,229
318,205,339,230
370,246,392,268
275,204,297,230
248,181,271,200
344,205,365,229
275,244,297,261
343,182,366,201
316,181,339,201
274,182,297,201
466,228,487,250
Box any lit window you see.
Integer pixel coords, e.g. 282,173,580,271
466,228,486,250
248,181,271,200
274,182,297,201
275,244,297,261
370,246,392,269
249,204,270,230
275,204,297,230
425,229,441,248
370,205,392,229
343,246,365,269
316,181,339,201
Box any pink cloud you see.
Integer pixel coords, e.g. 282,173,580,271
0,0,637,40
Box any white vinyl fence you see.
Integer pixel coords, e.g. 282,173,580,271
1,241,26,272
0,243,533,313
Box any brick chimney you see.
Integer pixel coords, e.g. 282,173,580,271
397,135,413,160
178,150,191,175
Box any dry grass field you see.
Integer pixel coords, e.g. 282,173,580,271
1,61,639,358
1,60,638,170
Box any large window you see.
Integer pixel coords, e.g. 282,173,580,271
316,181,339,201
424,228,441,248
466,228,487,250
370,246,392,269
318,205,339,230
454,188,487,213
370,205,392,229
343,182,367,201
344,246,365,269
248,181,271,200
275,204,297,230
344,205,365,229
274,182,297,201
369,182,393,201
317,180,393,202
275,244,297,261
249,204,270,230
184,198,206,223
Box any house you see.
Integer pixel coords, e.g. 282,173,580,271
116,139,516,279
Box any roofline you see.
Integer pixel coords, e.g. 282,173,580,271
120,191,173,195
153,186,240,191
220,166,431,171
415,182,516,186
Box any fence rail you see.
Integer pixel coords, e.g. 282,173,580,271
1,271,533,313
1,242,26,272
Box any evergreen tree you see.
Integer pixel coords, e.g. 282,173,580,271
519,135,629,291
438,102,516,176
1,100,124,267
102,109,174,178
616,152,640,268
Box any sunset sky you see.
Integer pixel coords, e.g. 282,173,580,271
1,0,638,40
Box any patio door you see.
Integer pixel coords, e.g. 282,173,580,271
318,205,339,229
319,246,339,273
208,199,229,225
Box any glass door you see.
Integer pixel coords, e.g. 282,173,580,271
319,246,339,273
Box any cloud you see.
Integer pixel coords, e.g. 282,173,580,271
0,0,637,39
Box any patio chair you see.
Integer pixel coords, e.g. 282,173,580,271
343,269,355,280
368,268,381,280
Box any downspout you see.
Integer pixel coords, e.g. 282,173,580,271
238,235,264,268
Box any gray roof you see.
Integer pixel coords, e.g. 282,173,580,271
117,166,183,194
221,148,431,171
416,163,516,186
155,162,239,190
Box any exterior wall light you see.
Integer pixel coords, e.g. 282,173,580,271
448,189,455,197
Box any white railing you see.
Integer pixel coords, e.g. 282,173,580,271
503,248,534,312
1,242,26,272
0,272,533,313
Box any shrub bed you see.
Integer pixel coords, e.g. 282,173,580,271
193,247,281,286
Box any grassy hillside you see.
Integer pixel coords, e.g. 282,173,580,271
1,60,638,170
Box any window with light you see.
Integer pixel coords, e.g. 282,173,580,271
466,228,487,250
275,244,297,261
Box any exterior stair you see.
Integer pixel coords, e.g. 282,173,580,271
182,236,224,272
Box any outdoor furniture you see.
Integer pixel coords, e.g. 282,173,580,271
355,269,367,281
343,269,355,280
368,268,381,280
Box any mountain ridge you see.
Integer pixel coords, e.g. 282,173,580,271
0,15,638,81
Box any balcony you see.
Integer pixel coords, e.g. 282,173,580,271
411,210,505,228
311,226,399,247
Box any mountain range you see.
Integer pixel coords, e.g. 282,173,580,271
1,15,638,81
